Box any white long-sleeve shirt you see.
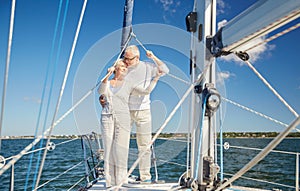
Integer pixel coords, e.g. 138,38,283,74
98,77,159,114
126,60,169,110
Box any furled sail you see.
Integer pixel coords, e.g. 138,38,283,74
120,0,134,55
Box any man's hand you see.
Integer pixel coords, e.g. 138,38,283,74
99,95,107,108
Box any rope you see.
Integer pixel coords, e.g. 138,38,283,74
34,0,88,189
239,58,299,118
245,22,300,52
132,32,192,85
131,32,147,52
195,95,207,179
218,106,224,181
216,115,300,191
99,31,133,83
0,0,16,152
166,73,191,85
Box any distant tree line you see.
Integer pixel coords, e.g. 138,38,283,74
219,132,300,138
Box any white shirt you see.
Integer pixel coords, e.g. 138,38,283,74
126,60,169,110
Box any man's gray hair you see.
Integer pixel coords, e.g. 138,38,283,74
125,45,140,57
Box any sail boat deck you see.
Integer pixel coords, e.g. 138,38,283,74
88,179,272,191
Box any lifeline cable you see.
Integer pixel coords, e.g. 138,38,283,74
215,116,300,191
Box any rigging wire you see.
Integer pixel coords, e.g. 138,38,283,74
0,0,16,152
237,56,299,118
222,97,300,133
24,0,69,189
34,0,88,189
32,0,70,186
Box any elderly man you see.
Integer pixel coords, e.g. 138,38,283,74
122,45,169,183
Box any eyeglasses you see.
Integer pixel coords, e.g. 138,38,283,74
123,56,136,61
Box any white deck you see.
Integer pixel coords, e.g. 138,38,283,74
88,179,179,190
88,179,272,191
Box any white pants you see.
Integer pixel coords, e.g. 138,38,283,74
130,109,152,181
101,113,131,186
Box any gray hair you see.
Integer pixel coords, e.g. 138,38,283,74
125,45,140,57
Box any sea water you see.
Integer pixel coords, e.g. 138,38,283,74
0,138,299,190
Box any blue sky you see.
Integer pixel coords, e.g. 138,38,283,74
0,0,299,136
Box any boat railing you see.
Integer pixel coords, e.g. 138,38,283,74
218,143,299,190
0,137,103,191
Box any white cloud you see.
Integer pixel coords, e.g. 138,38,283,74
217,0,226,14
157,0,179,12
155,0,182,23
217,71,234,85
23,96,41,104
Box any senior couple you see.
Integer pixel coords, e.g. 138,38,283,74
98,45,169,187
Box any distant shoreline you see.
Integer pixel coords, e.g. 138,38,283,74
1,132,299,139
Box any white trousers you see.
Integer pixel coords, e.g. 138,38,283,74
130,109,152,181
101,113,131,186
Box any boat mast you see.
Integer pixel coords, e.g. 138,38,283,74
186,0,300,190
120,0,134,55
186,0,220,190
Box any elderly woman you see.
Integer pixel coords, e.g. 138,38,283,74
98,59,160,187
